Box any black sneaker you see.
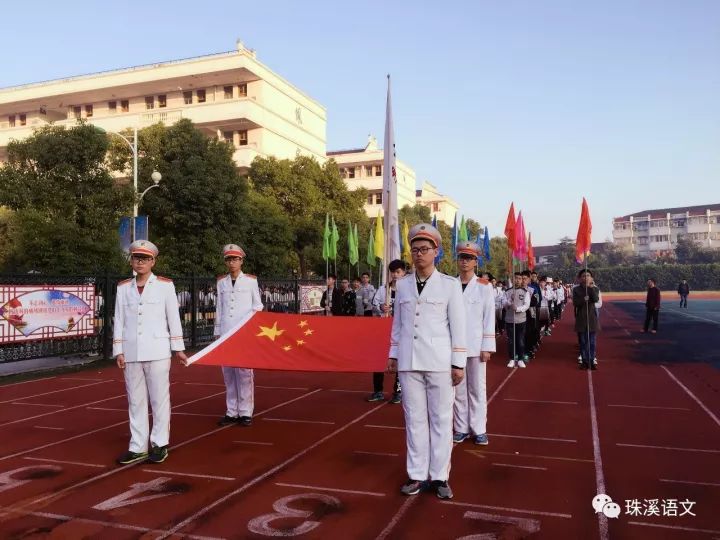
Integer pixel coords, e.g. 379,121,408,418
238,416,252,427
218,415,238,426
390,392,402,404
431,480,453,499
116,450,148,465
148,445,168,464
400,479,424,495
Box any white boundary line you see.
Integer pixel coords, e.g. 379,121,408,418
275,482,386,497
467,450,593,463
608,404,690,411
157,402,388,539
0,380,110,404
491,462,547,471
588,369,609,540
11,402,65,408
59,377,109,382
354,450,399,457
141,469,235,481
233,441,274,446
660,306,720,326
256,385,310,391
488,433,577,443
328,389,368,393
0,392,128,428
365,424,404,430
504,398,578,405
183,382,225,387
0,376,56,388
34,426,64,431
439,500,572,519
628,521,720,535
617,443,720,454
661,365,720,429
22,457,106,468
263,418,335,425
660,478,720,487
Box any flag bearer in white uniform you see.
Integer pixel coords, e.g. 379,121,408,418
114,240,187,465
214,244,263,427
452,241,496,446
388,223,467,500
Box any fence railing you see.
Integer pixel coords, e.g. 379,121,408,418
0,275,323,364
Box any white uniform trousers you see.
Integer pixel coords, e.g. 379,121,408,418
453,357,487,436
222,367,254,417
399,371,454,482
124,358,171,453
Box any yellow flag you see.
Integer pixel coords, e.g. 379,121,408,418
402,219,411,263
374,209,385,260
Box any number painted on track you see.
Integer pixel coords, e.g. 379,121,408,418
247,493,342,537
0,465,62,494
93,477,178,510
457,510,541,539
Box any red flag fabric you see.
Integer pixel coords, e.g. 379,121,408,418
527,232,536,270
504,203,516,253
514,212,527,261
188,311,391,372
575,197,592,264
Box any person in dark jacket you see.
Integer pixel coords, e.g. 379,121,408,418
573,269,600,370
339,278,357,316
643,279,661,333
320,274,344,316
677,280,690,308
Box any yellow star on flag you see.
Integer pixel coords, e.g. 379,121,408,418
304,329,314,336
283,345,292,352
298,320,308,328
296,339,305,346
256,322,285,342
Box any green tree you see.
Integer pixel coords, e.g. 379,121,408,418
0,123,133,274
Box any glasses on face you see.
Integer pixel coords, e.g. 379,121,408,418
131,255,153,263
411,246,433,255
458,255,475,262
224,256,243,262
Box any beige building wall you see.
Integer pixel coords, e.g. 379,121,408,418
415,180,459,226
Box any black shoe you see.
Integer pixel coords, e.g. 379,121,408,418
430,480,453,499
400,479,424,495
238,416,252,427
116,450,148,465
218,415,238,426
590,363,597,371
148,445,168,464
580,363,588,370
390,392,402,404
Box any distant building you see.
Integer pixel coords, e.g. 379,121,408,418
533,243,609,267
415,181,460,226
612,204,720,257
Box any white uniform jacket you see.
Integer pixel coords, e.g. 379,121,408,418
461,278,496,356
214,273,264,337
389,271,467,370
113,273,185,362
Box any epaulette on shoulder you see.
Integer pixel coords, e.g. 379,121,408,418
156,276,173,283
118,278,132,286
245,274,257,280
440,272,456,281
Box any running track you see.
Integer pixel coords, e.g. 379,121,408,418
0,298,719,539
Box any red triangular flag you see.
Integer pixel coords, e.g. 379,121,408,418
575,198,592,264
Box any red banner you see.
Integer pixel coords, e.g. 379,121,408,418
189,311,392,372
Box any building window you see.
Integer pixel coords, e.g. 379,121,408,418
121,100,129,112
183,91,193,105
158,94,167,108
8,115,15,127
366,165,374,176
348,167,355,179
367,193,374,205
376,165,382,176
196,89,206,103
432,202,439,212
224,86,233,99
73,106,82,119
85,105,93,118
238,83,247,97
19,113,26,126
223,131,234,144
108,101,117,113
376,193,383,204
238,130,248,146
145,96,155,110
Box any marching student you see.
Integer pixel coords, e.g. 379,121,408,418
453,242,495,446
114,240,187,465
388,223,466,500
214,244,264,427
573,269,600,370
367,259,407,404
502,272,531,368
358,272,376,316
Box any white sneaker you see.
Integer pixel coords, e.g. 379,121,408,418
577,355,582,363
517,360,527,368
507,359,516,368
593,358,598,365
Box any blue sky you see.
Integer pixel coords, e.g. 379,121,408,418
2,0,719,245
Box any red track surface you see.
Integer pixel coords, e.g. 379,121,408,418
1,299,719,539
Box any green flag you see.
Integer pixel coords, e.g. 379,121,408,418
353,223,360,265
348,222,358,265
367,224,376,267
459,215,468,242
330,216,339,260
322,213,330,261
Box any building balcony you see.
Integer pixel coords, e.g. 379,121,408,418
612,229,633,238
232,144,263,169
686,222,710,234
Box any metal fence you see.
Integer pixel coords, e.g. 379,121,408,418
0,275,323,363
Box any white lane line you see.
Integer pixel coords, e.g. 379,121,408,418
263,418,335,425
629,521,720,535
184,382,224,387
488,433,577,443
329,389,368,393
0,393,127,428
354,450,399,457
662,365,720,429
275,482,386,497
660,478,720,487
376,497,417,540
23,457,106,468
365,424,404,430
661,308,720,326
609,404,691,411
256,385,309,391
11,402,65,408
588,367,609,540
157,401,388,539
141,469,235,481
617,443,720,454
234,441,274,446
488,368,517,404
633,339,640,344
440,500,572,519
59,377,108,382
88,407,218,418
87,406,125,412
504,398,578,405
469,450,593,463
24,390,322,507
34,426,64,431
0,376,56,388
0,507,222,540
491,462,547,471
0,380,110,404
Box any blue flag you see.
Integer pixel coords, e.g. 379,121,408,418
134,216,149,241
475,230,484,267
119,217,131,256
483,226,491,261
432,215,444,265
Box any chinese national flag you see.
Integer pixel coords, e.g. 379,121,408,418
188,312,391,372
575,197,592,264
